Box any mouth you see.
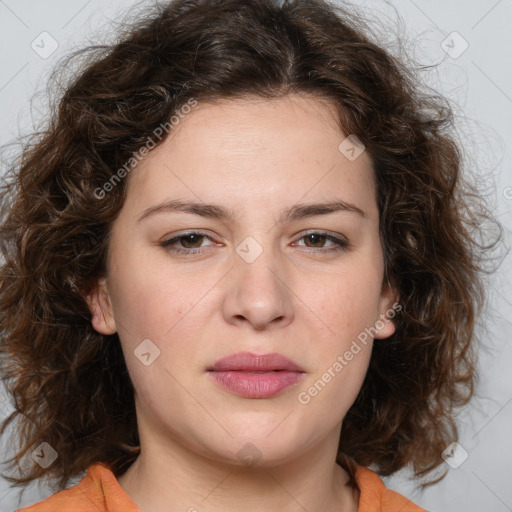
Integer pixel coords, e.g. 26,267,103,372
207,351,305,399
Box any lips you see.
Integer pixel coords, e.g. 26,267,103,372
207,351,305,399
210,352,304,372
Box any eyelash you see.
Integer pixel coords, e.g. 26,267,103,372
160,230,349,255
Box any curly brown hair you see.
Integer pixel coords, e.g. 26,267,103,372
0,0,498,496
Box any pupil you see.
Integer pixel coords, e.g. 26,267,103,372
308,234,324,247
183,234,202,247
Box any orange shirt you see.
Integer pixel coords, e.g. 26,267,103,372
16,461,426,512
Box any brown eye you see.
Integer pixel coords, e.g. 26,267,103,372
303,233,327,248
161,231,216,254
293,231,349,253
178,234,205,248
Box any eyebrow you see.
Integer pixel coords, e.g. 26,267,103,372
137,198,367,223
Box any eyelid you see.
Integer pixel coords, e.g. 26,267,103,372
160,228,350,255
292,229,350,250
294,228,348,242
160,229,217,246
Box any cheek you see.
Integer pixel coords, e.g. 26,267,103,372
304,263,383,344
108,267,202,410
108,241,200,330
300,262,381,419
111,275,173,339
296,339,372,435
107,257,214,377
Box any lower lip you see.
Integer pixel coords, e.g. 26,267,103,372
209,370,304,398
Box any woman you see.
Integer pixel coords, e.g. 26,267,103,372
0,0,494,510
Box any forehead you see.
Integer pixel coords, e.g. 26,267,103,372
123,94,377,219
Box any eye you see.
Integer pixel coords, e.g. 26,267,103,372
292,231,349,253
160,229,349,256
161,231,217,254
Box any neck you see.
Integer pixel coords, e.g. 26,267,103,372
117,430,359,512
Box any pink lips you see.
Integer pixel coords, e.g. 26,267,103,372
207,351,305,399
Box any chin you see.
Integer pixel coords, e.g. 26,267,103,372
205,430,310,468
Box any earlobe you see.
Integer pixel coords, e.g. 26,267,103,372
374,281,400,340
86,276,117,335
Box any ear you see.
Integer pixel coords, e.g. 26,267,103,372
374,279,400,340
85,276,117,335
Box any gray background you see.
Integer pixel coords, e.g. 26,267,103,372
0,0,511,510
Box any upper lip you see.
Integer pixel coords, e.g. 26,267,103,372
209,351,305,372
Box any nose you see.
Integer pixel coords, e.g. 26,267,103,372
222,242,295,331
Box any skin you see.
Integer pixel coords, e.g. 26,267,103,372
87,93,398,512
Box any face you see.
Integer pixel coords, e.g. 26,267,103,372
88,93,397,467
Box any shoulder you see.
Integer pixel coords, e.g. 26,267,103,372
354,464,427,512
16,462,139,512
